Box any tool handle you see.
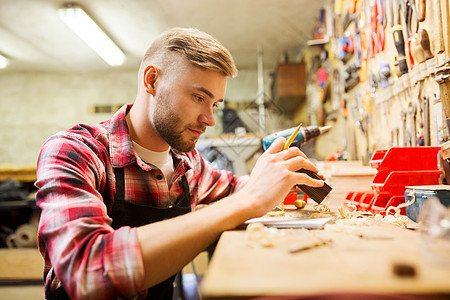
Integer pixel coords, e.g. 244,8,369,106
296,169,332,204
418,29,433,60
416,0,425,22
392,24,408,74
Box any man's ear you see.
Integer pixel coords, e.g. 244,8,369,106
143,65,159,95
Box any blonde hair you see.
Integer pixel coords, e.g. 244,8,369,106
141,27,237,78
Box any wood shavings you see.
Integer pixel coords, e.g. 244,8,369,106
311,203,334,218
338,205,374,219
266,210,286,217
336,194,414,228
314,204,331,213
265,202,286,217
246,222,283,247
373,194,416,228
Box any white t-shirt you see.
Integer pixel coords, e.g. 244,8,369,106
132,141,174,184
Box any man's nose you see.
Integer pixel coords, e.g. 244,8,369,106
198,107,215,127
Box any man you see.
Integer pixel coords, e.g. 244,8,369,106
35,27,324,300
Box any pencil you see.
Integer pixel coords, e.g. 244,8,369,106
283,123,302,150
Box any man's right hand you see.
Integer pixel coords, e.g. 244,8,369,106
236,137,325,218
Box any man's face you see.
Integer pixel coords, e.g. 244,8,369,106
151,62,227,152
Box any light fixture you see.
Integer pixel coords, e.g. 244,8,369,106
58,3,125,66
0,54,8,69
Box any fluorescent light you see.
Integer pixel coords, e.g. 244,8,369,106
0,54,8,69
58,3,125,66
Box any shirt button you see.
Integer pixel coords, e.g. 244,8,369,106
156,175,163,180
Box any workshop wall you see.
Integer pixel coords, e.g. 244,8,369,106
0,70,137,165
303,0,450,163
0,68,273,165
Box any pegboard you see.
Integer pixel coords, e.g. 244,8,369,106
313,0,450,162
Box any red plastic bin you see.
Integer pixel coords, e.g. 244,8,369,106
344,194,407,215
371,170,442,196
369,147,441,172
369,195,406,215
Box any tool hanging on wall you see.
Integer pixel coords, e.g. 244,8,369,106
405,0,419,70
401,109,408,146
416,0,425,21
408,102,417,146
433,92,445,145
379,61,393,88
371,0,386,56
427,0,445,56
417,81,424,132
392,0,408,75
343,62,361,92
442,0,450,59
418,29,433,60
423,95,430,146
435,68,450,136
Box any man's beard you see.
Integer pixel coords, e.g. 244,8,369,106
152,92,203,153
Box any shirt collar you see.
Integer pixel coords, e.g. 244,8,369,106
108,104,135,168
108,104,193,174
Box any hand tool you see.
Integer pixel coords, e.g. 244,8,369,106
435,68,450,135
353,13,362,67
392,0,408,75
389,0,395,27
408,102,417,146
435,68,450,118
410,35,426,64
405,0,419,69
418,29,433,60
371,0,386,55
401,109,408,146
442,0,450,59
343,62,360,92
295,168,332,204
417,81,424,129
379,61,393,88
263,125,333,204
429,0,444,55
433,92,445,144
416,0,425,21
263,125,332,151
423,95,430,146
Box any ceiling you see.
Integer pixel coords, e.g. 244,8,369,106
0,0,326,73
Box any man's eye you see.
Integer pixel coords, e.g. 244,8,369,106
213,103,219,108
195,95,204,102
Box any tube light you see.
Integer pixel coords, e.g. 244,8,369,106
0,54,7,69
58,3,125,66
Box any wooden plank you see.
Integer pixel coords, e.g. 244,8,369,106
201,221,450,298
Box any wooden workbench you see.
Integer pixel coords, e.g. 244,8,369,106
201,218,450,299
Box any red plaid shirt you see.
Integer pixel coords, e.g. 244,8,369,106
35,104,248,300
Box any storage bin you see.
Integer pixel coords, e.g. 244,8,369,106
369,147,441,172
371,170,442,196
344,147,443,216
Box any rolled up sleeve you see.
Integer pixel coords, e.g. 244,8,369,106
36,134,145,300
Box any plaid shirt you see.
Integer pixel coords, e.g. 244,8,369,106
35,104,248,300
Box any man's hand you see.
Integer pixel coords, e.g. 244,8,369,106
237,137,325,217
